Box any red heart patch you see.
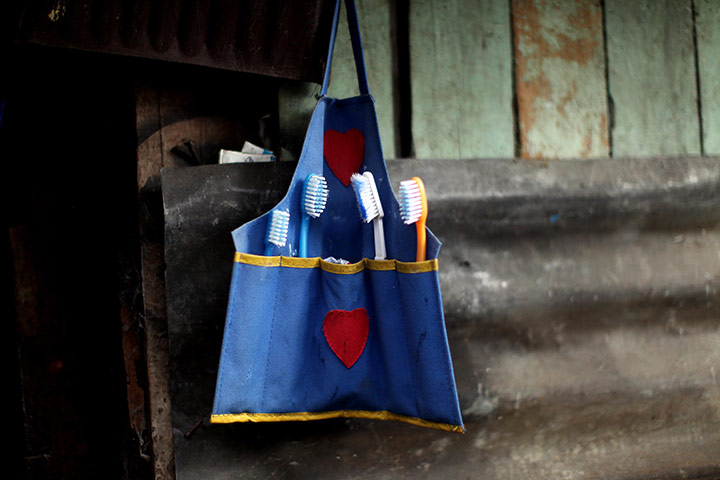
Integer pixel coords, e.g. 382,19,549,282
324,129,365,187
323,308,369,368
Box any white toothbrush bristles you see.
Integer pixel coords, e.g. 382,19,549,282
266,209,290,247
399,179,423,224
303,174,329,218
351,172,383,222
351,171,387,260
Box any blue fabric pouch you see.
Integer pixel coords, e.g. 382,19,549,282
211,0,463,433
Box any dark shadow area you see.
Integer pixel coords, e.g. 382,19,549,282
3,45,147,479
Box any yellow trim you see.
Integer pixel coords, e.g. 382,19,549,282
365,259,397,271
211,410,464,433
234,254,439,274
281,257,320,268
397,258,438,273
238,253,281,266
320,259,365,274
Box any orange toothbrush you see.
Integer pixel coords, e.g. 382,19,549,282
398,177,428,261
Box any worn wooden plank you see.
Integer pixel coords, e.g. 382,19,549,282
513,0,608,159
606,0,701,157
135,81,255,480
134,82,176,480
696,0,720,155
410,0,513,159
279,0,396,159
136,68,281,478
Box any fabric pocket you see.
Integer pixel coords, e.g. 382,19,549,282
212,254,464,432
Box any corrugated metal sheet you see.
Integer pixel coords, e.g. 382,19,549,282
15,0,334,82
161,157,720,479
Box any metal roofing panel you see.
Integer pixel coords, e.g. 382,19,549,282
15,0,334,82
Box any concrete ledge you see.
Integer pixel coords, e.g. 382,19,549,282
164,156,720,237
390,156,720,235
160,157,720,480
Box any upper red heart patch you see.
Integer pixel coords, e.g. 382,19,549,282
323,308,369,368
324,129,365,187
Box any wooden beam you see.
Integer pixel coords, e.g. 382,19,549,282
606,0,701,157
134,82,176,480
410,0,514,159
513,0,609,159
134,66,278,478
696,0,720,155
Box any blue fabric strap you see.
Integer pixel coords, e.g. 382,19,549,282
320,0,370,97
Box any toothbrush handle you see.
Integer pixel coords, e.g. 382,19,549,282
372,216,387,260
415,221,426,262
265,244,274,256
299,214,310,258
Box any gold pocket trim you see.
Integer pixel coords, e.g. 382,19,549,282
234,254,438,273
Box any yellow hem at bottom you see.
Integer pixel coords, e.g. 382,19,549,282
211,410,464,433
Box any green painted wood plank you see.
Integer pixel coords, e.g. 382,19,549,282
513,0,609,159
279,0,396,159
410,0,514,159
606,0,701,157
696,0,720,155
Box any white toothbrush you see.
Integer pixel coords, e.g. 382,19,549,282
264,209,290,256
351,171,387,260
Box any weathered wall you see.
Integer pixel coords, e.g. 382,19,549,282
281,0,718,160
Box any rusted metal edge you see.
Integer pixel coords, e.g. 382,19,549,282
15,0,335,82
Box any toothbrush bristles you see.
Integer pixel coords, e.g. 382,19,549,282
351,173,380,222
399,179,423,224
304,174,329,218
266,209,290,246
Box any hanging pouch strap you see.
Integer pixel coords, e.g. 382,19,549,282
320,0,370,97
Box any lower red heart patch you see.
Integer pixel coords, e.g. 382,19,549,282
324,128,365,187
323,308,369,368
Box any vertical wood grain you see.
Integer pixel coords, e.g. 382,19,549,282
696,0,720,155
279,0,396,158
410,0,514,159
134,82,176,480
513,0,609,159
606,0,701,157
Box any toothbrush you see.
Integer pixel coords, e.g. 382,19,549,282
299,173,329,257
398,177,428,262
351,171,387,260
264,209,290,256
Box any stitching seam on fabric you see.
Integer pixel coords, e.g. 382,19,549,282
214,263,240,411
260,267,281,409
431,270,459,419
394,267,424,418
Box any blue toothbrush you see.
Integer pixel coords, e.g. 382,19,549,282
351,171,387,260
264,209,290,256
299,174,329,257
